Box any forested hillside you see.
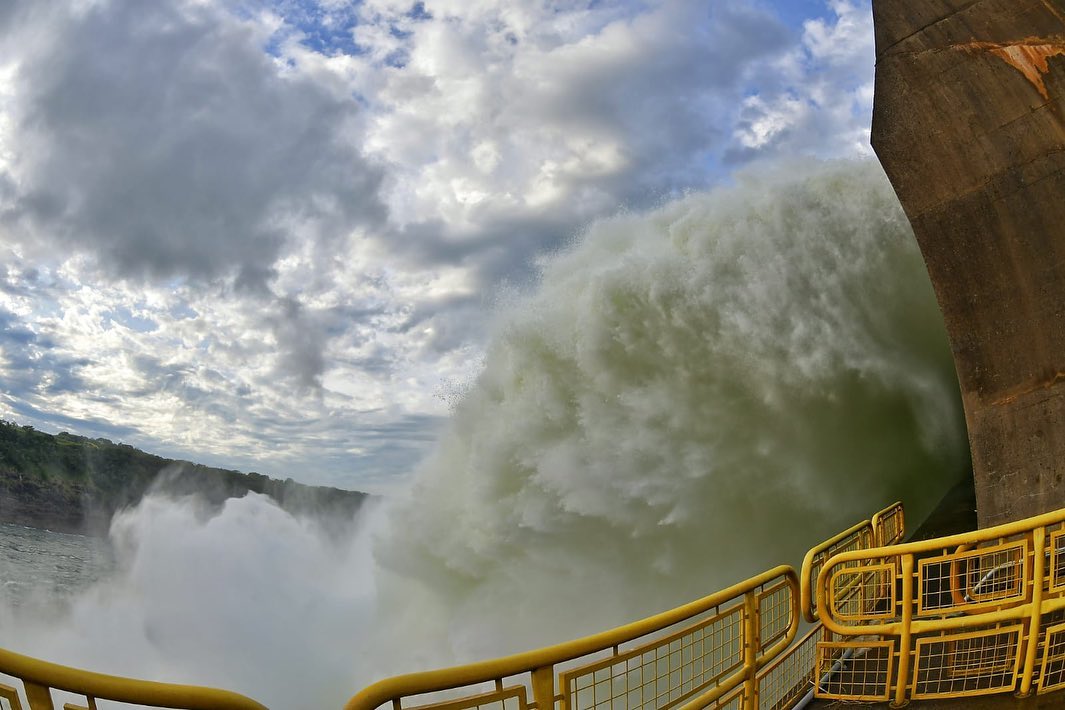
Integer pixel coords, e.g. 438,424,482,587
0,420,368,534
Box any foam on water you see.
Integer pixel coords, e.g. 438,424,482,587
0,159,968,707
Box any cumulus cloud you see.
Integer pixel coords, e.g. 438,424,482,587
730,0,875,160
0,0,385,288
349,1,796,282
0,0,880,490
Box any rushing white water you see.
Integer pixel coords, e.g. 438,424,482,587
370,158,967,660
0,159,968,708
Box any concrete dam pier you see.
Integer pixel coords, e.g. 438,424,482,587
871,0,1065,527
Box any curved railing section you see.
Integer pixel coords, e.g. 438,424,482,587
0,645,266,710
798,502,904,624
814,506,1065,705
871,501,904,547
798,520,874,623
345,567,799,710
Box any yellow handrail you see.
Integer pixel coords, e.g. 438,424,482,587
815,506,1065,636
814,505,1065,703
345,566,800,710
871,500,904,547
949,541,974,609
0,645,266,710
798,520,874,623
725,623,822,709
799,501,906,624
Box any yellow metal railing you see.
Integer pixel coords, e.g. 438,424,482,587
17,497,1024,710
0,501,912,709
798,502,902,624
347,502,908,710
0,645,266,710
718,624,821,710
798,520,874,624
872,501,905,547
20,498,1065,708
785,502,906,705
814,505,1065,705
344,567,800,710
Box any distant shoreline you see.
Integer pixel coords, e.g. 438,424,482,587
0,419,369,537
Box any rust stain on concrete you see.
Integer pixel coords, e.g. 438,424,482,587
990,370,1065,407
960,39,1065,100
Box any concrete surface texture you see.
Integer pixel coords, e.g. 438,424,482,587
871,0,1065,527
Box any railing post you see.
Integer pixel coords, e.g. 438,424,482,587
1019,527,1046,697
891,554,914,708
531,665,555,710
742,590,759,710
23,682,54,710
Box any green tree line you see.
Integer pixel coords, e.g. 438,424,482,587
0,419,367,534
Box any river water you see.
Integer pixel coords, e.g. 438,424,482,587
0,522,114,610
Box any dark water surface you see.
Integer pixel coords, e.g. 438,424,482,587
0,522,114,608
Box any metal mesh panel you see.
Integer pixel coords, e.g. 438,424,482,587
874,503,904,547
828,564,894,621
918,541,1027,615
757,582,792,650
804,526,872,622
1050,529,1065,594
560,604,744,710
753,626,820,710
912,626,1022,699
1038,621,1065,693
813,641,893,702
880,517,898,546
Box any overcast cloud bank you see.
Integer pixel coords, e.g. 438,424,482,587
0,0,876,490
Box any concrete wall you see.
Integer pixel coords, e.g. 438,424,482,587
871,0,1065,526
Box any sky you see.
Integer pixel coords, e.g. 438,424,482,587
0,0,876,493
